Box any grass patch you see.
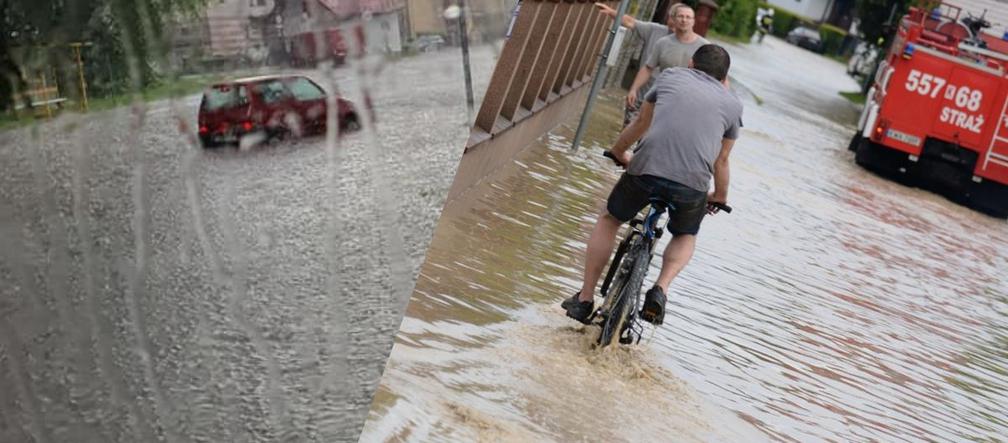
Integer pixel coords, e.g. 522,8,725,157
839,90,865,104
826,53,851,65
87,74,223,112
1,73,225,132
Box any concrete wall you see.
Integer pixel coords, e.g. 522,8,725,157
364,12,404,53
767,0,830,21
206,0,266,57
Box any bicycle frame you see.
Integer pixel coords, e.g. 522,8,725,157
640,198,671,245
595,198,673,346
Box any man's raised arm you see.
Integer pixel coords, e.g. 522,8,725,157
594,2,636,28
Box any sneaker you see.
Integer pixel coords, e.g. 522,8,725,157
561,291,594,325
640,286,667,325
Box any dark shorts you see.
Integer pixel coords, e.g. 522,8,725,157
606,173,708,235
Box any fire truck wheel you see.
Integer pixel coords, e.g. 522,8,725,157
847,133,862,152
855,139,909,181
854,139,878,168
969,181,1008,219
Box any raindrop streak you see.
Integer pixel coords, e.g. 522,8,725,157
125,99,179,443
70,113,138,439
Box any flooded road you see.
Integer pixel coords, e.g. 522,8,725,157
362,37,1008,442
0,46,497,442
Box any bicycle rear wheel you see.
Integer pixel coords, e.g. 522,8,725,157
597,241,651,347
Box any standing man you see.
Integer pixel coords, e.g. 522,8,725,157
561,44,743,326
594,2,690,127
626,4,708,111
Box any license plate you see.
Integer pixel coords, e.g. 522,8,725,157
886,129,921,146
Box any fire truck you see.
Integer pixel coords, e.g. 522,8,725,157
850,3,1008,217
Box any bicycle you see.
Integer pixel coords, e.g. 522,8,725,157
591,151,731,347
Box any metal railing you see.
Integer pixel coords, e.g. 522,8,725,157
467,0,614,147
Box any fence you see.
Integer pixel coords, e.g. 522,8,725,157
446,0,615,202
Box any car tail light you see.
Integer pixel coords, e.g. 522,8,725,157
242,121,253,131
199,125,208,134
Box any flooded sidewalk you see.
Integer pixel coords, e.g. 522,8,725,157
361,37,1008,442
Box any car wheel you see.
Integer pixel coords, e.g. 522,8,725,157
342,114,361,132
199,135,218,149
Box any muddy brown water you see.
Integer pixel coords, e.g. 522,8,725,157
361,38,1007,442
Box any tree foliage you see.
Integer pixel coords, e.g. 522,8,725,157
1,0,207,112
855,0,911,44
709,0,759,38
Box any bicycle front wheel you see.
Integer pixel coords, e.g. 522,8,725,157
597,241,651,347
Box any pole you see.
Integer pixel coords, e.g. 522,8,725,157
458,0,475,122
571,0,631,152
71,43,89,112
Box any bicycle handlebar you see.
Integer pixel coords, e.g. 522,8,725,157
602,150,732,214
708,202,732,213
602,150,626,168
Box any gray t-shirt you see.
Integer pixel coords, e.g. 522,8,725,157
628,68,743,192
631,21,670,103
633,21,670,63
645,34,709,72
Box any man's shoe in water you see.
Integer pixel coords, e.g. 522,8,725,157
640,285,666,325
561,292,594,324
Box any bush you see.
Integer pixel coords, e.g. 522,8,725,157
710,0,759,39
819,23,848,54
756,3,849,55
759,3,801,38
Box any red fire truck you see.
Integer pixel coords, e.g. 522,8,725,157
850,3,1008,217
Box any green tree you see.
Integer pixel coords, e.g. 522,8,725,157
710,0,758,39
1,0,207,112
855,0,912,44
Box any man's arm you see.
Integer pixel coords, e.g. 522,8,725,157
626,65,653,107
628,42,665,107
594,2,636,28
710,138,736,203
611,101,654,165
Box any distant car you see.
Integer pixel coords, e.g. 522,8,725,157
197,75,360,148
414,35,446,52
786,26,824,53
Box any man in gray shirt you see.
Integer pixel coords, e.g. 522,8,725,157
626,4,708,112
562,44,743,327
594,2,695,126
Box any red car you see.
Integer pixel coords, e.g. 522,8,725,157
197,75,360,148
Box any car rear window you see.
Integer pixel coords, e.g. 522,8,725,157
203,84,248,111
255,80,291,104
287,77,326,101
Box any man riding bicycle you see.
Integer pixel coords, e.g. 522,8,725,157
562,44,743,327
